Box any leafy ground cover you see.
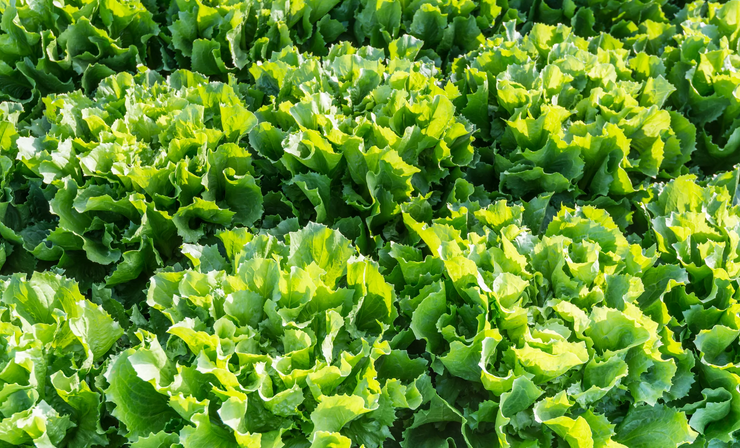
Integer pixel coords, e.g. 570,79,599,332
1,0,740,446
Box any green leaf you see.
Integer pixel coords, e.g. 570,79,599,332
103,334,178,439
310,395,371,436
614,405,697,448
